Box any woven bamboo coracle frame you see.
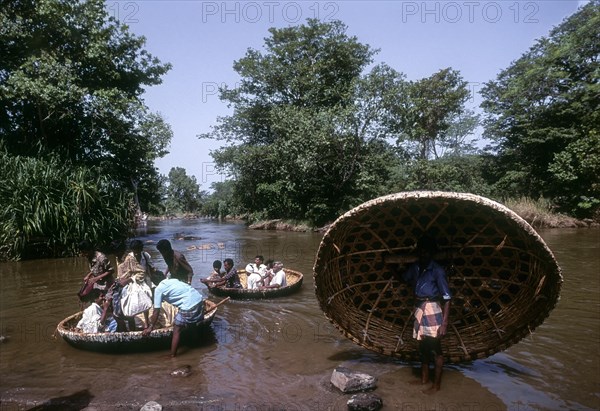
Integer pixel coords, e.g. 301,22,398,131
313,191,562,363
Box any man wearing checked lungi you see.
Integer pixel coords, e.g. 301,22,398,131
142,278,204,357
402,235,451,394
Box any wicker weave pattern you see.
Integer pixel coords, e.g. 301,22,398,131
313,192,562,363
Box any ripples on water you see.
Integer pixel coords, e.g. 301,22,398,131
459,228,600,410
0,222,598,410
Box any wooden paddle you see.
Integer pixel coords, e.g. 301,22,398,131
205,296,230,314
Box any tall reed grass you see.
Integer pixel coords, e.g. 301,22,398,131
0,152,134,260
503,197,581,228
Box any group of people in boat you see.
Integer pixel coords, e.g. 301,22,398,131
200,255,287,290
76,238,203,357
75,240,288,355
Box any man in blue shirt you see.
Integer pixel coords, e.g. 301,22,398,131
142,278,204,357
402,235,451,394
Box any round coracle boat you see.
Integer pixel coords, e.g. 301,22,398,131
313,191,562,363
56,300,219,353
205,268,303,300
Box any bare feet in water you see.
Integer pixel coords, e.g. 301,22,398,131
422,384,440,395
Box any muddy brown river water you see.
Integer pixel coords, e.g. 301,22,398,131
0,220,598,410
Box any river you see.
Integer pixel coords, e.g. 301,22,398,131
0,219,598,410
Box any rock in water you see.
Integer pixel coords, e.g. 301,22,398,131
170,365,192,377
347,393,383,411
140,401,162,411
330,366,377,393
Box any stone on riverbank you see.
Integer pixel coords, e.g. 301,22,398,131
331,366,377,393
140,401,162,411
170,365,192,377
347,393,383,411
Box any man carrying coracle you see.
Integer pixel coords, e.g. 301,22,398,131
402,235,451,394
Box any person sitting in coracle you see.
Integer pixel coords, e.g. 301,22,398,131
76,289,117,333
200,260,224,287
245,255,267,290
261,259,274,283
211,258,242,288
260,261,287,289
98,289,119,333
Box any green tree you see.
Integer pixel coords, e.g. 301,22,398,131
480,1,600,217
392,68,477,161
201,180,240,219
0,0,172,210
376,67,482,193
202,20,402,225
163,167,205,215
210,19,376,146
392,155,493,197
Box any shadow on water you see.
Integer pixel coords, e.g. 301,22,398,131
180,321,219,348
328,349,375,362
26,389,93,411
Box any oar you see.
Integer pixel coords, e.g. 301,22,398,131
205,297,230,314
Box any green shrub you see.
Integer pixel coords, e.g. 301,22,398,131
0,152,134,260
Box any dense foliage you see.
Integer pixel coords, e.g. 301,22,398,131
202,20,481,225
162,167,206,215
0,0,172,258
2,2,596,258
203,6,598,224
0,150,134,260
200,181,240,219
480,0,600,218
393,68,479,161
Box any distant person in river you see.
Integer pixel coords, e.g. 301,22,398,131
200,260,224,287
402,235,451,394
260,261,287,289
142,278,205,357
245,255,267,290
156,239,194,285
78,240,115,295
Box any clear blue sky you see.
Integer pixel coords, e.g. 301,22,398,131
114,0,587,190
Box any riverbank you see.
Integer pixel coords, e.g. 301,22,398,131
247,212,598,232
151,212,597,233
149,198,599,231
503,197,599,229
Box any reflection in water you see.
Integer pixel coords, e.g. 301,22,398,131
0,221,598,410
25,389,93,411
